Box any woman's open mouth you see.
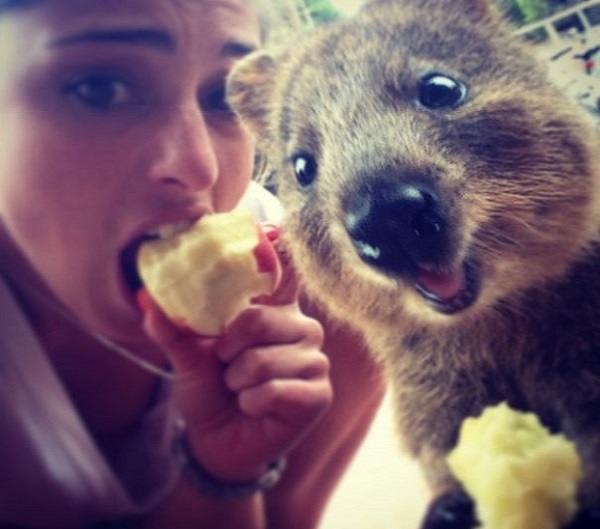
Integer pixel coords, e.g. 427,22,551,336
119,221,195,295
120,238,147,294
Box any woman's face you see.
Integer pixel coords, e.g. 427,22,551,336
0,0,260,342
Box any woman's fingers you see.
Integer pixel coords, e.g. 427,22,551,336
216,304,324,363
224,344,330,392
238,378,333,425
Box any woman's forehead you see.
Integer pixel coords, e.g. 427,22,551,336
0,0,258,10
3,0,261,31
4,0,262,53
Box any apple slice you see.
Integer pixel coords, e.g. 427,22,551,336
138,209,281,336
447,402,582,529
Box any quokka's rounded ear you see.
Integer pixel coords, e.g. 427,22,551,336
226,50,281,147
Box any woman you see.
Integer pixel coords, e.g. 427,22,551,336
0,0,385,527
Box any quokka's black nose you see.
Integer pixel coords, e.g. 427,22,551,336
344,180,451,276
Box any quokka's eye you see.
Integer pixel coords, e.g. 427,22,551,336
293,152,318,187
418,73,468,110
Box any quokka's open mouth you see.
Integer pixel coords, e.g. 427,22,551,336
414,260,480,314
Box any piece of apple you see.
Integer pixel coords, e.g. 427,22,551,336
447,402,582,529
138,209,281,335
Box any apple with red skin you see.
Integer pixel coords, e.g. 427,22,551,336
137,210,282,336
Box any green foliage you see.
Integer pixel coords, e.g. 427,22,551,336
304,0,341,24
505,0,587,25
513,0,551,23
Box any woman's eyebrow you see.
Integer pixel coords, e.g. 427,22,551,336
49,28,175,51
50,30,256,58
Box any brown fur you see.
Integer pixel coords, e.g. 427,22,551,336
228,0,600,517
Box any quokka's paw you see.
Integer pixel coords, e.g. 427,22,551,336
420,491,478,529
564,507,600,529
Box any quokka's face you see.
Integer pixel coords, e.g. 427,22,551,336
229,0,600,329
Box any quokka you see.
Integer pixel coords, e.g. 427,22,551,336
228,1,600,527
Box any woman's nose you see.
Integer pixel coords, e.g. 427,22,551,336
148,106,219,192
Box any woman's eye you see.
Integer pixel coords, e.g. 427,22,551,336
64,74,134,111
201,83,234,116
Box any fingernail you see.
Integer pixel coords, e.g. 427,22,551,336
262,223,280,242
136,288,152,313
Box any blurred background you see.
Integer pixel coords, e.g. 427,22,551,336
318,393,429,529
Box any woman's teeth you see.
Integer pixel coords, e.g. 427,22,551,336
146,220,196,240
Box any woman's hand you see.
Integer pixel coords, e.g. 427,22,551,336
140,262,332,484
